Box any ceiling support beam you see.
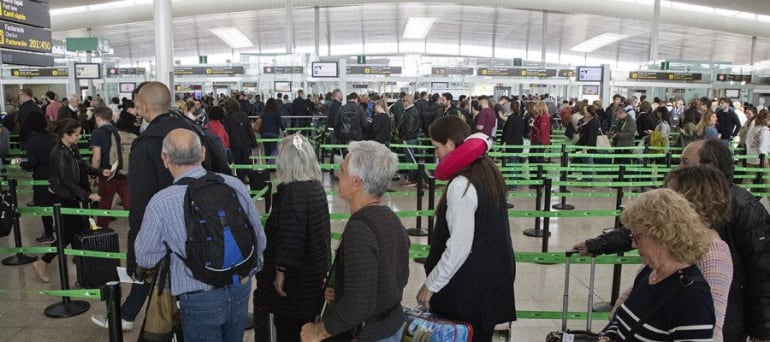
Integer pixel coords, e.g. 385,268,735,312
314,6,320,56
541,11,548,66
285,0,295,54
491,8,498,58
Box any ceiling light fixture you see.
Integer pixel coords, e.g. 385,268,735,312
570,33,630,53
208,27,254,49
403,17,436,40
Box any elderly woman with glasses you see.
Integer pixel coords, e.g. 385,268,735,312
599,188,715,342
301,141,410,342
254,134,330,342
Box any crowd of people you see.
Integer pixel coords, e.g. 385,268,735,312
5,83,770,342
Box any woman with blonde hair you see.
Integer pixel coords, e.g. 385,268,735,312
696,110,720,140
599,188,715,341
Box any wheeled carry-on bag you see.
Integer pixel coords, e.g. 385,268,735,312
545,249,601,342
402,306,473,342
72,223,120,289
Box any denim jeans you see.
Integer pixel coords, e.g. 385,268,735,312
375,326,404,342
121,282,150,321
178,282,251,342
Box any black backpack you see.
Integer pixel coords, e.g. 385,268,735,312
336,108,361,141
175,173,259,287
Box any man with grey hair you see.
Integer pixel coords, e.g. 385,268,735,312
57,94,80,121
301,141,409,342
135,128,266,341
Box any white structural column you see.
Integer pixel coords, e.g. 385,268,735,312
154,0,174,88
286,0,295,54
314,6,320,56
649,0,660,62
541,12,548,66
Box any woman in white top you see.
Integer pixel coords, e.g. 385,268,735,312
748,110,770,168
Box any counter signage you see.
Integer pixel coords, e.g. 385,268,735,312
242,82,258,88
10,67,67,77
0,20,51,53
263,66,303,74
629,71,703,81
106,67,146,77
1,0,50,29
478,67,557,77
558,69,576,77
431,67,474,76
174,66,245,76
346,66,402,75
716,74,752,83
0,48,51,66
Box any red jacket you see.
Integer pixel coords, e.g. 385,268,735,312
530,113,551,145
206,120,230,149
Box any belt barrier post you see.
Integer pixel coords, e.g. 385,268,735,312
407,163,427,237
523,165,547,238
594,165,626,313
757,154,766,185
552,145,575,210
103,281,123,342
665,152,672,168
2,178,38,265
44,203,91,318
541,178,553,253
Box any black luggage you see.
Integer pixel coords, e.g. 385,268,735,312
73,227,120,288
545,249,601,342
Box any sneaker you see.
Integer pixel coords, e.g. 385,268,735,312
32,259,50,283
402,180,418,187
35,235,56,245
91,314,134,331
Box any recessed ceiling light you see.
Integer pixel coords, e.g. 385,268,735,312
570,33,630,54
403,17,436,40
208,27,254,49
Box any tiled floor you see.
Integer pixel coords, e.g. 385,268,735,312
0,172,642,341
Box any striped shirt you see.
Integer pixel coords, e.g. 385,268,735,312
601,265,715,341
135,166,266,296
696,240,733,342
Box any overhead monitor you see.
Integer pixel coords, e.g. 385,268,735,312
582,85,600,95
119,82,136,93
576,66,603,82
725,89,740,98
431,82,449,90
74,63,101,79
312,62,338,78
274,81,292,92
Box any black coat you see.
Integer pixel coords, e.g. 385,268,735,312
224,111,258,149
20,131,56,181
256,181,331,320
398,106,420,141
18,100,38,143
48,141,98,201
583,185,770,340
368,112,392,144
57,105,78,121
576,118,600,147
501,114,526,146
636,112,657,137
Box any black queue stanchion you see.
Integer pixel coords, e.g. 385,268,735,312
414,172,436,264
756,154,766,186
406,163,427,237
540,178,553,253
552,145,575,210
523,165,548,238
594,165,627,313
102,281,123,342
45,203,91,318
665,152,672,168
2,178,38,266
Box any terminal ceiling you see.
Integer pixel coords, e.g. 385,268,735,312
47,0,770,66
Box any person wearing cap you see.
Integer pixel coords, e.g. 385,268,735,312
417,115,516,342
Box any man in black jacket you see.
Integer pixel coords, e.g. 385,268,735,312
17,88,38,145
333,93,367,145
573,139,770,341
398,95,420,186
57,95,80,121
716,97,741,143
91,81,230,331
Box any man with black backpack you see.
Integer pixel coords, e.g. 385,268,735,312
135,128,266,341
91,81,231,332
333,92,368,147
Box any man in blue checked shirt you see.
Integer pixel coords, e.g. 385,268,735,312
135,128,266,342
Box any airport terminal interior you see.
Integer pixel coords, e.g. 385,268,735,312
3,0,770,341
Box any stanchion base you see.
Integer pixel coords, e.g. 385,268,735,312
523,229,550,237
506,203,514,209
552,203,575,210
244,312,253,330
44,300,90,318
407,228,428,237
593,302,613,312
2,254,38,266
413,257,426,264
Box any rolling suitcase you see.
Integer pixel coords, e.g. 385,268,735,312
73,225,120,288
545,249,601,342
